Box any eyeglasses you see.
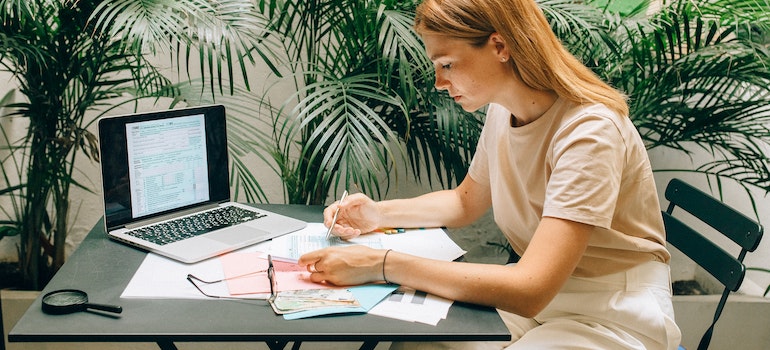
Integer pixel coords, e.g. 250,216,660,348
187,254,276,300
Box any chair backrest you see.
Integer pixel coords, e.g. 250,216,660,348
662,178,763,350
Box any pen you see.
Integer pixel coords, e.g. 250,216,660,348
326,190,348,240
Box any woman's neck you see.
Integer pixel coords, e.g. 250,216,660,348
502,89,558,127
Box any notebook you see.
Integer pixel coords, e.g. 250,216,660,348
97,104,307,263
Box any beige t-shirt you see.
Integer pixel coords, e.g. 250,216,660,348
468,98,669,277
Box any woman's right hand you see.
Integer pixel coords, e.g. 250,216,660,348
323,193,381,240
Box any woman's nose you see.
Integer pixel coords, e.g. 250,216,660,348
434,70,449,90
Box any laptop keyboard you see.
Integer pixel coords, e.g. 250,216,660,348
127,206,267,246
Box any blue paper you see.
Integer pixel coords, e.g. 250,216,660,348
282,284,399,320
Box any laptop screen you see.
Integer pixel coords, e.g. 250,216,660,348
99,105,230,229
126,113,211,217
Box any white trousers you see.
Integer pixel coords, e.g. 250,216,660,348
390,261,682,350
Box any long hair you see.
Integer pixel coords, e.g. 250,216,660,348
414,0,629,117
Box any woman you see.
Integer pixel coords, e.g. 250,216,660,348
298,0,681,348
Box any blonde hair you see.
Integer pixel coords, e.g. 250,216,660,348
414,0,629,117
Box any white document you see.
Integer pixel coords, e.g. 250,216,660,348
268,223,466,262
368,286,453,325
121,242,272,299
267,224,384,261
122,223,466,299
377,227,466,261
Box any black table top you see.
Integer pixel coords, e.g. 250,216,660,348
9,204,510,344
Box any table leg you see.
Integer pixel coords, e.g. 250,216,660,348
265,340,290,349
154,340,305,350
359,341,379,350
157,341,178,350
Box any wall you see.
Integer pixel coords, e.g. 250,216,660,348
673,294,770,349
0,71,21,262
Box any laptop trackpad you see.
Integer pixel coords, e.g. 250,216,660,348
208,225,267,245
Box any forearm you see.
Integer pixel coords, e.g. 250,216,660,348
375,191,467,228
379,217,593,317
376,176,491,229
381,251,549,317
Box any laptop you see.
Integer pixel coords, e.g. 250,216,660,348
97,104,307,263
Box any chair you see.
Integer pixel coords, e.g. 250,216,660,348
662,178,763,350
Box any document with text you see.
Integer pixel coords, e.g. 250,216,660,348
121,222,464,322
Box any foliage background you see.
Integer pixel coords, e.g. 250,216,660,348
1,0,769,292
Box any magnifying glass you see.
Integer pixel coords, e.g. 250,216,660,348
41,289,123,315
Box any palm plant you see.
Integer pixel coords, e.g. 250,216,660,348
0,0,169,289
236,0,770,208
227,0,481,205
601,0,770,203
0,0,475,289
82,0,481,210
546,0,770,205
3,0,768,289
0,0,279,289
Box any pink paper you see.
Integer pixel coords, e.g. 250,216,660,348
219,252,331,295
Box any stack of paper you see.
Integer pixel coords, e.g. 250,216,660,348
121,223,464,323
217,253,399,318
369,287,453,325
277,284,399,320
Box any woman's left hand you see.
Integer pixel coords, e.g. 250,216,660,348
297,245,386,286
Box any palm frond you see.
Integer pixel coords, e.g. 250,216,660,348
239,0,479,203
404,93,484,188
90,0,282,94
539,0,616,69
377,7,432,107
606,0,770,193
287,73,405,201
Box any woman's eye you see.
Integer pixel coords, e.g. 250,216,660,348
442,63,452,70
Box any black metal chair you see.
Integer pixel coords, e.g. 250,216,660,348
662,178,764,350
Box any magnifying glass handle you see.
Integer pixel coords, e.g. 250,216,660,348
85,303,123,314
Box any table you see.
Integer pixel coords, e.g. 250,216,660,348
9,204,511,350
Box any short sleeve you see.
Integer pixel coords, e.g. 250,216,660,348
542,115,625,228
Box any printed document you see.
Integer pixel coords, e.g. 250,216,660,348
121,222,464,322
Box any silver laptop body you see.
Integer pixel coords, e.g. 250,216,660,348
97,104,306,263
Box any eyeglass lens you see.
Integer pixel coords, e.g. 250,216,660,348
187,254,276,299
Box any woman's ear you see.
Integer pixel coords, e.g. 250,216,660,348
489,32,510,62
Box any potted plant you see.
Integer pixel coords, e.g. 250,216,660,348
605,0,770,202
0,0,280,290
211,0,483,205
0,0,480,290
0,0,163,289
